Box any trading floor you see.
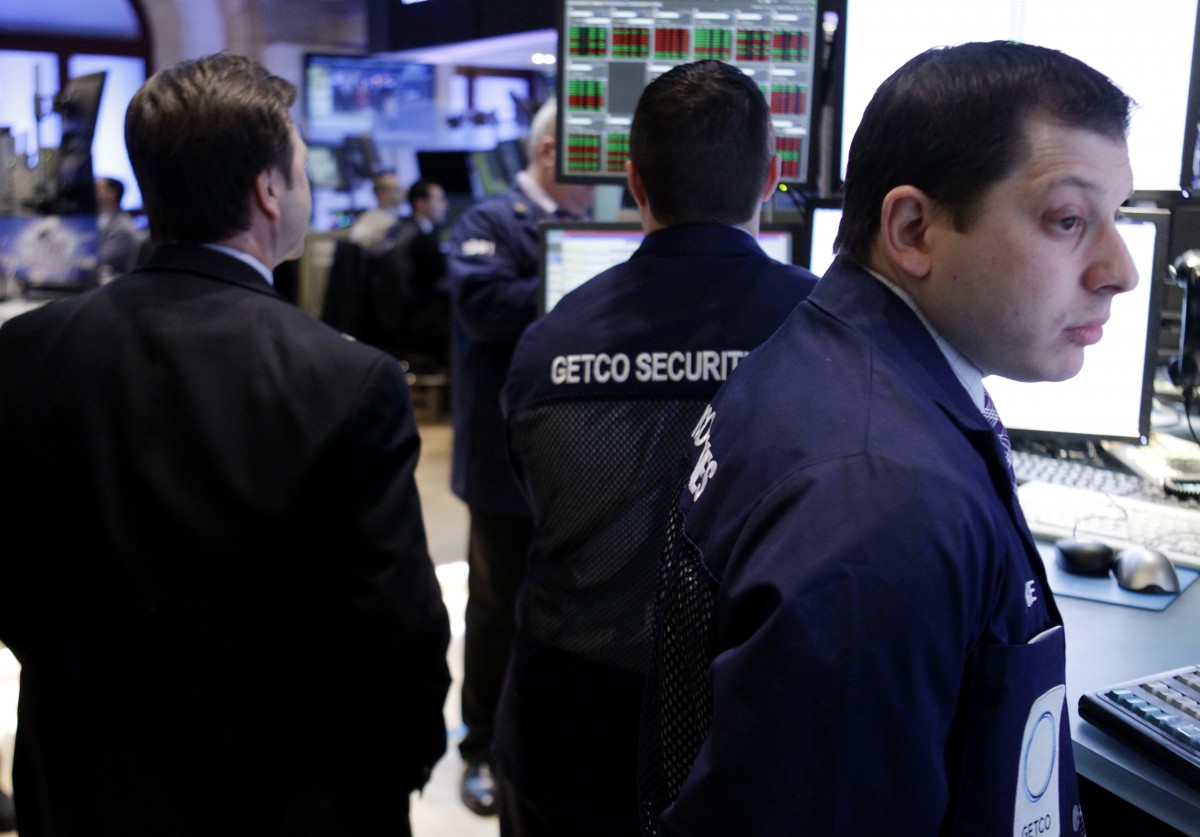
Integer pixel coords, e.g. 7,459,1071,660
0,419,500,837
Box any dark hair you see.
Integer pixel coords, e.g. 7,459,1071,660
407,178,438,207
630,60,774,226
125,53,297,245
836,41,1134,263
98,177,125,205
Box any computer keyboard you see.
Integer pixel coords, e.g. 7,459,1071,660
1079,664,1200,791
1012,449,1144,496
1017,480,1200,570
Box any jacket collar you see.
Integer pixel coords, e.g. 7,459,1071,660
133,244,280,299
810,256,988,432
812,256,1038,555
633,223,764,259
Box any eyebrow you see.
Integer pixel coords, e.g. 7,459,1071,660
1040,174,1101,193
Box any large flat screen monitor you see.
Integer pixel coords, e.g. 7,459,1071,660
556,0,826,187
986,207,1170,445
304,53,437,143
540,221,798,313
838,0,1199,191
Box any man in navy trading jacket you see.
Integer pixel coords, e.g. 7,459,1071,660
649,42,1138,835
497,61,817,836
446,98,596,816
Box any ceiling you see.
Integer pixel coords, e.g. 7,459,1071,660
384,28,558,70
0,0,140,37
0,0,557,72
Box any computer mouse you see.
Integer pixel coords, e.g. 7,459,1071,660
1114,547,1181,595
1054,538,1115,577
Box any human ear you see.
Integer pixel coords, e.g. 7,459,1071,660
625,162,648,209
878,185,936,279
759,154,783,203
254,168,282,221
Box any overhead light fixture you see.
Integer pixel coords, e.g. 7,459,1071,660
532,52,556,65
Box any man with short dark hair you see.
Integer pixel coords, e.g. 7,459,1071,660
0,53,450,836
651,42,1138,835
496,60,817,836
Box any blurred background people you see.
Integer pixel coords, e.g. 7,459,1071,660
349,170,407,254
445,97,595,818
94,176,142,276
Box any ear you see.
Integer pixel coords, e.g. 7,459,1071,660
536,134,557,167
760,154,783,203
625,161,649,209
878,185,937,279
254,168,282,222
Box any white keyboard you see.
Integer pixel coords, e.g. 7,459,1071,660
1018,480,1200,570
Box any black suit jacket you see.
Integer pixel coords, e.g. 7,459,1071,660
0,245,451,836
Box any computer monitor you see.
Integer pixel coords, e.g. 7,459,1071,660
838,0,1198,192
469,148,513,198
45,71,106,216
556,0,829,188
986,206,1171,446
303,53,437,143
416,150,475,197
801,197,842,275
340,134,382,182
306,144,350,192
539,221,798,313
0,214,99,294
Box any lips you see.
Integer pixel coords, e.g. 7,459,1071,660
1066,318,1107,346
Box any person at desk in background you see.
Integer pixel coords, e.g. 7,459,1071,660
349,170,406,254
0,53,450,837
495,60,818,837
371,178,451,371
94,176,142,276
446,97,596,818
643,41,1138,835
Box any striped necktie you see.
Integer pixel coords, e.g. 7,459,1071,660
981,389,1017,488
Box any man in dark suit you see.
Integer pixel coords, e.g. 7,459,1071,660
370,178,451,371
0,54,451,837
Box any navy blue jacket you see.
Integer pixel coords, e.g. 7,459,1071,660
447,182,553,515
665,256,1081,836
497,224,816,832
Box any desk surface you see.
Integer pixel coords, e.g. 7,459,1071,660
1048,540,1200,834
